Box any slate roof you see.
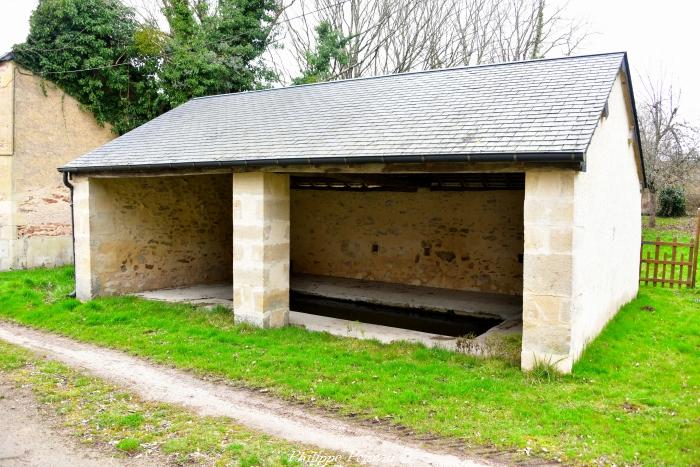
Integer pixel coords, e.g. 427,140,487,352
0,52,15,62
61,52,635,172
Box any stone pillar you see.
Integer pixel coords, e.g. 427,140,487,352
521,170,575,373
73,176,112,301
73,176,94,301
232,172,290,328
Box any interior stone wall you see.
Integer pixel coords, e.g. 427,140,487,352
86,174,232,295
0,154,11,271
291,188,524,295
0,61,13,156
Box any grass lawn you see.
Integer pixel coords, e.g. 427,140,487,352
0,216,697,465
0,341,338,466
641,214,699,286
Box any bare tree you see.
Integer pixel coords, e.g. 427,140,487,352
639,77,700,226
283,0,402,80
278,0,587,83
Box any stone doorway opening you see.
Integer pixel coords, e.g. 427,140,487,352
288,173,525,343
76,173,233,297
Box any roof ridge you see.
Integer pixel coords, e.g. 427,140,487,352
192,51,627,101
0,51,15,62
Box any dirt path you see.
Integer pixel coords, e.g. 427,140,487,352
0,322,495,467
0,377,158,467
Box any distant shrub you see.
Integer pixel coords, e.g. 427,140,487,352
657,186,687,217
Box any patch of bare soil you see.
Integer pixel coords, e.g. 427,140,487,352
0,322,501,467
0,376,162,467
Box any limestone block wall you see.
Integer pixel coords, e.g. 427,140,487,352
521,170,576,371
521,72,643,372
75,174,232,298
0,61,12,156
1,64,114,270
291,189,524,295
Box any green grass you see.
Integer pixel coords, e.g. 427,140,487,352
0,341,342,466
641,215,699,284
0,266,698,465
1,213,698,465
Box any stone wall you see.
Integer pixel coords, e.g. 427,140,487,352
521,72,643,372
75,174,232,298
291,188,524,295
0,61,14,270
521,170,576,370
0,63,114,270
569,72,642,361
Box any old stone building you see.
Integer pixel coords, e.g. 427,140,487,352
61,52,645,373
0,52,113,270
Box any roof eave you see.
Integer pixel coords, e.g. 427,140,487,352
58,152,585,174
620,53,647,188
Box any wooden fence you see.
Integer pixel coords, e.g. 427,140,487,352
640,209,700,288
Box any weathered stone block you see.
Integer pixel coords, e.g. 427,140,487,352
525,170,574,198
523,253,573,296
522,294,572,325
523,199,574,225
22,236,73,268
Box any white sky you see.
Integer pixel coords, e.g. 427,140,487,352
1,0,698,123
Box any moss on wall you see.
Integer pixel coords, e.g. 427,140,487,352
291,188,524,295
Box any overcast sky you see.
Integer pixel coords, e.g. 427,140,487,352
1,0,698,123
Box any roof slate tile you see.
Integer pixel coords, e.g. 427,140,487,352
63,53,625,170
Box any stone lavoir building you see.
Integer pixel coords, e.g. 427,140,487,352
60,52,645,372
0,52,113,270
